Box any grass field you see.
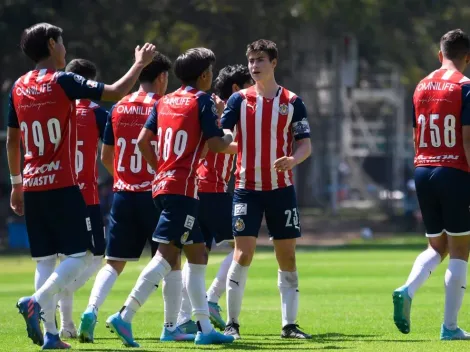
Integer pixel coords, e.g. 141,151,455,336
1,238,469,351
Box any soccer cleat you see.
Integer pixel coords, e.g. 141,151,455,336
440,324,470,340
17,296,44,346
42,332,71,349
160,326,195,341
178,320,198,334
224,322,241,340
78,307,97,343
393,286,412,334
281,324,312,339
208,302,226,330
195,329,235,345
60,323,78,339
106,312,140,347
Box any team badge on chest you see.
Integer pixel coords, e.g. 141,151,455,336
279,103,288,115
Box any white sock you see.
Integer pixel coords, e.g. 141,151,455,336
120,256,171,323
278,270,299,327
403,247,441,298
177,261,192,325
162,270,182,332
67,256,103,293
34,258,58,335
33,253,91,308
58,289,74,328
186,263,212,333
207,250,233,303
444,259,468,330
226,261,249,325
88,264,118,312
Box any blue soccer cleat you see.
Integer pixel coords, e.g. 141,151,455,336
78,307,97,343
106,312,140,347
17,296,44,346
393,286,412,334
160,326,195,341
440,324,470,340
195,329,235,345
42,332,71,350
178,320,198,334
208,302,226,330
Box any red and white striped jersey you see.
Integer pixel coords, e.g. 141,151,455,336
197,127,237,193
75,99,108,205
221,86,310,191
8,70,104,191
103,91,160,192
144,86,224,199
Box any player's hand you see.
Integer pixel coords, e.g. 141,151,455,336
10,186,24,216
212,93,225,117
135,43,157,66
273,156,297,172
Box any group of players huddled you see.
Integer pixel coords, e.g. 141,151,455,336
6,22,312,349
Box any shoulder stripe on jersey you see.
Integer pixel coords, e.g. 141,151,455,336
23,71,33,84
76,99,81,105
143,92,155,104
441,70,455,80
36,69,47,82
460,76,470,83
128,92,140,102
89,101,99,108
427,70,438,79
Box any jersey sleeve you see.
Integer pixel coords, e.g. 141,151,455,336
7,87,19,128
461,84,470,126
56,71,104,101
94,107,109,140
221,92,243,130
290,96,311,140
144,102,158,134
102,106,115,145
198,94,224,139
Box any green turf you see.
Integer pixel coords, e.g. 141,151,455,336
0,241,468,351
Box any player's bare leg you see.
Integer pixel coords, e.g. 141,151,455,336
78,260,126,343
225,236,256,339
273,238,311,339
440,235,470,340
393,235,447,334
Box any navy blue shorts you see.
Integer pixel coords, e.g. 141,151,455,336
415,166,470,237
232,185,301,240
87,204,105,256
198,192,234,250
106,192,159,261
152,194,204,249
24,186,92,260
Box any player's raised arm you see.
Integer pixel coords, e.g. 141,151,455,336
101,107,116,175
274,96,311,172
137,103,159,172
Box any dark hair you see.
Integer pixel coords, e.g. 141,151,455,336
65,59,97,80
246,39,278,61
440,29,470,60
20,23,63,63
214,65,252,100
139,52,172,83
174,48,215,84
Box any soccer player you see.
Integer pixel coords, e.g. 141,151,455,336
7,22,156,349
221,39,312,340
393,29,470,340
77,53,172,343
52,59,109,339
178,64,253,333
105,48,235,346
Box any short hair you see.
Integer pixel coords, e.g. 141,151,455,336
174,48,216,84
139,52,172,83
246,39,278,61
440,29,470,60
214,65,252,100
20,23,63,63
65,59,97,80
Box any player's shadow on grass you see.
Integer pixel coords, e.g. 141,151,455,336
309,333,425,343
